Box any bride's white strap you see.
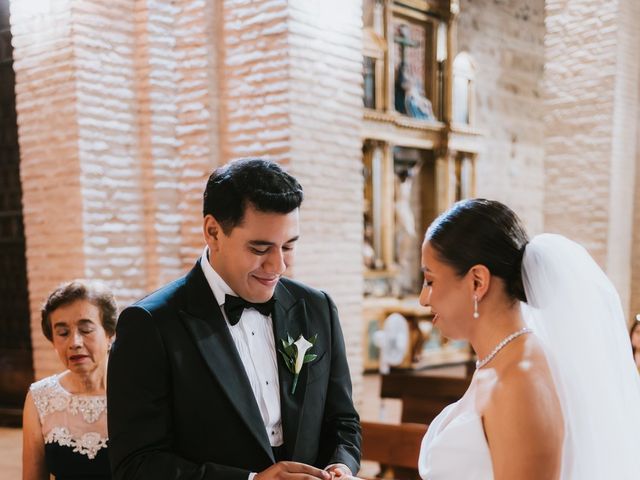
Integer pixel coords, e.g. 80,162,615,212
521,234,640,479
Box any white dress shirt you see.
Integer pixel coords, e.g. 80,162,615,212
200,247,283,447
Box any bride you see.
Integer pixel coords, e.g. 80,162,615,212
417,199,640,479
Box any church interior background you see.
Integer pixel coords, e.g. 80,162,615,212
1,1,640,468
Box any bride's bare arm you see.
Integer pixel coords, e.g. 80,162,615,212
482,362,564,480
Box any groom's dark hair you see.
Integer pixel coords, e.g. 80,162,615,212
203,158,304,234
426,198,529,303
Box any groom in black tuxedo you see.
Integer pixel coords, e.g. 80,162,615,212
107,158,361,480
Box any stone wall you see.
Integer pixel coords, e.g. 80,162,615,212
457,0,546,233
545,0,640,315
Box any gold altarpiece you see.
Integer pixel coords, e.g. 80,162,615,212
362,0,482,370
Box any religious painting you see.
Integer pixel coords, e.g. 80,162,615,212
392,15,436,121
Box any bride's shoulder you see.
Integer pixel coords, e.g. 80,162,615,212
479,339,565,477
489,359,559,423
478,336,557,412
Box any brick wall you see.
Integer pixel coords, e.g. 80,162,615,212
287,0,364,400
458,0,546,233
627,7,640,321
219,0,290,164
13,0,365,392
607,0,639,316
219,0,364,398
545,0,617,264
175,0,220,270
632,110,640,320
15,0,637,395
545,0,640,315
11,0,86,378
12,0,219,378
73,0,147,307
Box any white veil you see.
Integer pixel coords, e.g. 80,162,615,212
521,234,640,479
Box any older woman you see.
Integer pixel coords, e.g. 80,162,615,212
22,280,117,480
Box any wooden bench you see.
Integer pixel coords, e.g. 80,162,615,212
360,421,427,480
380,372,471,424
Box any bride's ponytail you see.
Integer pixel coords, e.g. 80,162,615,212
508,243,528,303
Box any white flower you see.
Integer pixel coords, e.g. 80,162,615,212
293,335,313,374
278,332,318,394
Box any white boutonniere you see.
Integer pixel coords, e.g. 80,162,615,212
278,333,318,394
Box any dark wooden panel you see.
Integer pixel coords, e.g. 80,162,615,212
361,421,427,480
0,0,34,414
381,373,471,399
380,372,471,424
400,396,453,424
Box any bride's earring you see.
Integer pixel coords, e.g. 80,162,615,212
473,294,480,319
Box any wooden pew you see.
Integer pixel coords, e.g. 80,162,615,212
360,421,427,480
380,372,471,424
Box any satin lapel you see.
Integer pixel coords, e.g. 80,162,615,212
179,263,274,463
272,282,310,460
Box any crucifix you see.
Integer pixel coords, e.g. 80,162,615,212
394,24,419,114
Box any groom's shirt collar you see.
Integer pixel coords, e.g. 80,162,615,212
199,246,235,308
198,246,284,449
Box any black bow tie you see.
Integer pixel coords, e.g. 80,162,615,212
224,294,275,326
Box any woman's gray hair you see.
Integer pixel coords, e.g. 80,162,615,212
41,279,117,341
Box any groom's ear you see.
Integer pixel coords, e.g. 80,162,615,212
203,215,222,250
469,264,490,300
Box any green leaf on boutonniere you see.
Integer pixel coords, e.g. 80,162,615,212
278,350,294,373
278,333,318,394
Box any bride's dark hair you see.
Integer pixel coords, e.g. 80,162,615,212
426,198,529,302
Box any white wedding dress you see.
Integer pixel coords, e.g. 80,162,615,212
418,234,640,479
418,373,493,479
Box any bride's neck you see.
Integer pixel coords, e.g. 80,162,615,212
469,298,525,362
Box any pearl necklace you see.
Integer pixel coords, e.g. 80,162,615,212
475,327,533,369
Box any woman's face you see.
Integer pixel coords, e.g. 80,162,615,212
631,324,640,350
419,240,474,340
49,299,112,377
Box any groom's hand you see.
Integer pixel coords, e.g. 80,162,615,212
255,462,332,480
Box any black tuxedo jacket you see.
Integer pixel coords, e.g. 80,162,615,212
107,260,361,479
